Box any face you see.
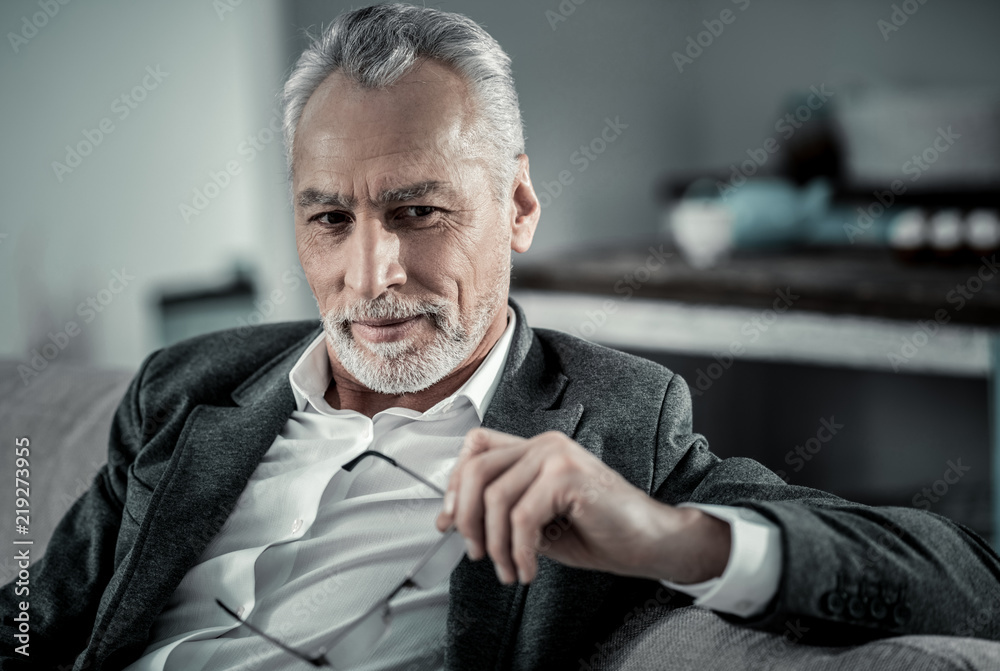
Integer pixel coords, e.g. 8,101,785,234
292,58,538,394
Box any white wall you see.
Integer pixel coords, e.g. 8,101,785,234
0,0,314,373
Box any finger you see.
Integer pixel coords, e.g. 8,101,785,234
450,444,529,560
437,428,525,530
481,448,548,583
509,466,575,584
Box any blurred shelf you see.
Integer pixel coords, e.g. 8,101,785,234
512,245,1000,327
510,290,992,377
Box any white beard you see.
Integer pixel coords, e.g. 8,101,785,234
320,285,505,395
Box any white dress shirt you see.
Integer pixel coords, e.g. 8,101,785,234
125,308,781,670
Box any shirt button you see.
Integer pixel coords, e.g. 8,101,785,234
291,518,303,534
236,605,246,618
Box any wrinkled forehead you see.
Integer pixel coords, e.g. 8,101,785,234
291,60,482,189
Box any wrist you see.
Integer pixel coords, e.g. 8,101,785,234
642,503,732,584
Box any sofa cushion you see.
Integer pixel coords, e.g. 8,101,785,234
594,604,1000,670
0,360,133,572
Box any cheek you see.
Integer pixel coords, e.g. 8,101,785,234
410,232,479,294
389,229,462,291
296,227,343,299
296,229,324,274
450,228,506,305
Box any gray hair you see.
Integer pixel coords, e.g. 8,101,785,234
281,3,525,204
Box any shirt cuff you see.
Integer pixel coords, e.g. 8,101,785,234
658,503,782,618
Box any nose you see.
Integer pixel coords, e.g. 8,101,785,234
343,217,406,299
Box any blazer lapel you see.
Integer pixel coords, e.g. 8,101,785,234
446,298,584,671
95,330,318,666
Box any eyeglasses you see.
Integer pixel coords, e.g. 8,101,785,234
216,450,466,669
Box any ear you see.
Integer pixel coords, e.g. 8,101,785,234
507,154,540,253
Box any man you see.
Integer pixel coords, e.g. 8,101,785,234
3,3,1000,670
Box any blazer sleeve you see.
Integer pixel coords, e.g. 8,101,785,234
650,372,1000,645
0,351,158,670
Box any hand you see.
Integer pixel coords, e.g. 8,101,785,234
434,427,732,585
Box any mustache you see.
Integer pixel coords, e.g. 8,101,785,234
324,293,450,327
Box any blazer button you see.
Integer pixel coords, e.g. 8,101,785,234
892,604,912,626
869,599,888,620
848,596,866,620
822,591,845,615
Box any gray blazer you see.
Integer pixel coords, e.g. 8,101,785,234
3,298,1000,670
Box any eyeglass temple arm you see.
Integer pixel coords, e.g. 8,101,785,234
341,450,446,496
215,598,331,668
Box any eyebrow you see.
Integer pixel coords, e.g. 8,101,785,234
296,180,455,210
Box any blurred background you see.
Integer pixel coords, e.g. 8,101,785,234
1,0,998,547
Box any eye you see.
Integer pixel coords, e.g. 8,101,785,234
310,211,351,227
400,205,438,219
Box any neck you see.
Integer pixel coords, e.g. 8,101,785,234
323,306,509,418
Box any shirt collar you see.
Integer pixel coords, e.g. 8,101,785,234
288,306,517,421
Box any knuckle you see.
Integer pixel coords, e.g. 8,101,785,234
483,482,507,508
465,456,489,482
467,427,490,446
510,505,532,529
545,455,576,479
453,508,478,538
463,465,489,496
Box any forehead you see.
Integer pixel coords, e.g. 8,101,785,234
292,59,480,195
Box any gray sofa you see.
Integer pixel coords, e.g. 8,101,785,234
2,359,999,670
